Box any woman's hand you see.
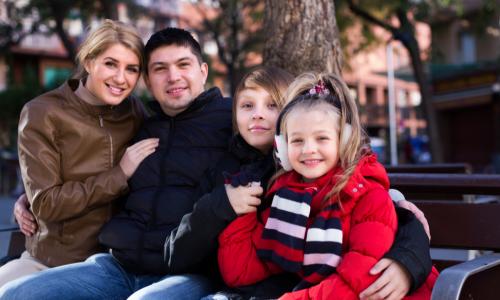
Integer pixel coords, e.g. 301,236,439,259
359,258,411,300
14,193,38,236
119,138,159,178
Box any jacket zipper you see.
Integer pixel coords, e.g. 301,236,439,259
99,115,115,235
99,115,114,166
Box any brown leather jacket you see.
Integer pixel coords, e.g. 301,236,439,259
18,80,144,267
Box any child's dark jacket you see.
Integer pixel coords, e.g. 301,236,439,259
163,134,275,276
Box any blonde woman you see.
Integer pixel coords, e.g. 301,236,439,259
0,20,158,287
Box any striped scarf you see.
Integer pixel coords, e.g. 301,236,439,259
256,170,343,290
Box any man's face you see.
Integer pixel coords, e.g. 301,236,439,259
145,45,208,116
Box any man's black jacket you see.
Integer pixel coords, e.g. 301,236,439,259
98,87,233,275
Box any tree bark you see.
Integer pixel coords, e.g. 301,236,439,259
263,0,343,76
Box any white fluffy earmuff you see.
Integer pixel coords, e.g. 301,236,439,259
340,124,352,151
274,134,292,171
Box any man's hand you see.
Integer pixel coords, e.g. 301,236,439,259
14,193,38,236
397,200,430,240
359,258,411,300
225,182,263,215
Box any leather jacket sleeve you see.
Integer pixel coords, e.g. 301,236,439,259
18,101,129,223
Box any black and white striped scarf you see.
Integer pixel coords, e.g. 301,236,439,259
256,170,343,290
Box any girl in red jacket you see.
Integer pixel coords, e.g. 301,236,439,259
217,72,438,300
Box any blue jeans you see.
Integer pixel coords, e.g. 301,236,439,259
0,253,215,300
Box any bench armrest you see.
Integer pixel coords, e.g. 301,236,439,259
0,226,19,233
0,227,24,266
431,254,500,300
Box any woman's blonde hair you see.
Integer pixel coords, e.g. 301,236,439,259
274,72,370,205
232,66,294,133
73,19,144,79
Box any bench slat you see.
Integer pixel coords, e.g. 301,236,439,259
415,202,500,251
386,163,471,174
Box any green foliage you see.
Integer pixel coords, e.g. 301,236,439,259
0,65,43,149
0,0,142,58
0,67,43,121
335,0,388,70
195,0,265,94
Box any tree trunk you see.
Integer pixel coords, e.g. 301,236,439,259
47,0,76,62
346,1,444,162
263,0,343,76
396,9,443,162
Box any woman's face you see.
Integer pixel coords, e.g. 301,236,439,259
84,43,141,106
236,87,279,153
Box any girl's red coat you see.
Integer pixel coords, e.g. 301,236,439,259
218,155,437,299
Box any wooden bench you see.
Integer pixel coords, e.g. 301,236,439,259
387,163,472,201
389,173,500,300
2,171,499,299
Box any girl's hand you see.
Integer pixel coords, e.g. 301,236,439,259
397,200,431,240
359,258,411,300
225,182,263,215
119,138,159,178
14,193,38,236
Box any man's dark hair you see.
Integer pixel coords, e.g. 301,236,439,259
144,27,203,74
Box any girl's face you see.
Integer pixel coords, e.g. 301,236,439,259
286,107,340,182
236,87,279,153
84,43,141,106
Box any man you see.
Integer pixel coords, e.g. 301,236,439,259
3,27,431,300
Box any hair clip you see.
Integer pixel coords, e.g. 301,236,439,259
308,80,330,95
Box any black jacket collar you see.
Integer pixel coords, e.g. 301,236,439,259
229,134,270,163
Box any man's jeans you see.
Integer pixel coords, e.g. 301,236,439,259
0,253,214,300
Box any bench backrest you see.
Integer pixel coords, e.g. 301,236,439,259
388,173,497,201
390,173,500,270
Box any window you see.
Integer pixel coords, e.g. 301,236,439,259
460,32,476,64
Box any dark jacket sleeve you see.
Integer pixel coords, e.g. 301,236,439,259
163,169,238,274
384,206,432,293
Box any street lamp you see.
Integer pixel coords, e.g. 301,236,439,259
386,41,398,165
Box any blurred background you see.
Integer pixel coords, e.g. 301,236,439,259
0,0,499,204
